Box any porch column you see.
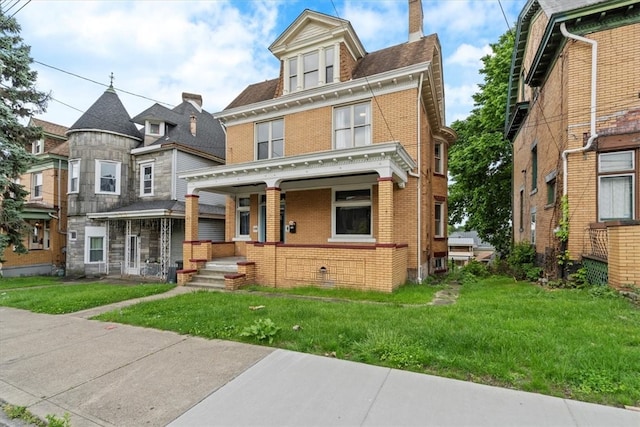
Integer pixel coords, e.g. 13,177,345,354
185,194,199,241
266,187,281,242
378,177,394,244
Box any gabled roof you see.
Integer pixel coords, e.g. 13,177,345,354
505,0,640,139
134,100,226,160
48,141,69,157
67,86,142,141
30,118,68,138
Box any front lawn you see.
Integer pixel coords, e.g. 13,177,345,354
93,276,640,408
0,276,64,290
0,281,174,314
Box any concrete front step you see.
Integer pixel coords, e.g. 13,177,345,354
187,280,226,290
186,258,242,289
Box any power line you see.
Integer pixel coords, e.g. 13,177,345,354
497,0,512,33
9,0,30,19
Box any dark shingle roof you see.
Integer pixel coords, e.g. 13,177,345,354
139,100,226,160
225,79,279,110
224,35,437,111
67,87,142,140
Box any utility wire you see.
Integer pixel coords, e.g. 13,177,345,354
497,0,512,33
9,0,30,18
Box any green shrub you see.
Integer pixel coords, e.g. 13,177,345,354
240,318,281,344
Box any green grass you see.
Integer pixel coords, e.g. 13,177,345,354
0,276,65,290
0,282,174,314
93,276,640,408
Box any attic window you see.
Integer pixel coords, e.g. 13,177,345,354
286,45,338,94
147,121,164,136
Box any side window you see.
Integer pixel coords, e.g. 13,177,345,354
69,159,80,193
140,162,154,196
434,143,443,174
531,144,538,192
434,203,444,237
32,172,43,198
95,160,121,195
334,102,371,149
598,151,635,221
333,188,372,237
256,119,284,160
237,197,251,238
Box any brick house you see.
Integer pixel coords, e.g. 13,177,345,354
65,86,226,280
1,118,69,277
179,0,456,292
506,0,640,287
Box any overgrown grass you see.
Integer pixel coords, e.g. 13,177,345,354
244,282,442,304
0,276,65,290
0,283,174,314
94,277,640,407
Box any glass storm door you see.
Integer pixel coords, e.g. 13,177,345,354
125,235,140,275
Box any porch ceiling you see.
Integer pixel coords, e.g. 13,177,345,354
180,142,417,195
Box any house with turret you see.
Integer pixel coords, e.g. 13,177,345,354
65,86,226,279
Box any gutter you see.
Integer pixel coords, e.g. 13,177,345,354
414,72,424,281
560,22,598,198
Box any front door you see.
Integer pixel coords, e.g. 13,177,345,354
125,234,140,275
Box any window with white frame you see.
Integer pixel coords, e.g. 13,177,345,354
237,197,251,238
598,151,635,221
434,203,444,237
256,119,284,160
85,226,106,263
95,160,121,195
147,121,164,136
288,57,298,92
530,209,536,245
32,139,44,154
434,257,446,271
140,162,154,196
334,102,371,149
69,159,80,193
325,47,334,84
333,188,372,238
303,51,319,89
69,230,77,241
32,172,42,198
434,143,443,174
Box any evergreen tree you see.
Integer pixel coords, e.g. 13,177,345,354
449,31,514,255
0,8,49,260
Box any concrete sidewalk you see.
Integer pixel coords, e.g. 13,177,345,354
1,299,638,427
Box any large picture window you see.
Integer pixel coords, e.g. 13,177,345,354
334,102,371,149
95,160,121,195
333,188,372,238
256,119,284,160
598,151,635,221
69,159,80,193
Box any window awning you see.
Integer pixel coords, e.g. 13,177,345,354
180,141,417,195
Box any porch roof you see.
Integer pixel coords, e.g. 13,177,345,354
86,200,224,220
180,142,416,195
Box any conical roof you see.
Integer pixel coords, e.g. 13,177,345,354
67,86,142,140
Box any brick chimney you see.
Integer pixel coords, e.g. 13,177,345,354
408,0,424,42
190,115,197,136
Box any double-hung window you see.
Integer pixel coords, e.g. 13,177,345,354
531,144,538,192
32,172,43,198
288,57,298,93
140,162,154,196
95,160,121,195
32,139,44,154
334,102,371,149
325,47,334,83
434,143,443,174
256,119,284,160
69,159,80,193
237,197,251,238
332,188,372,239
85,226,106,263
598,151,635,221
434,203,444,237
303,51,319,89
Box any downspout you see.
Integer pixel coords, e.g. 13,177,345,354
560,22,598,199
413,72,425,281
57,159,66,234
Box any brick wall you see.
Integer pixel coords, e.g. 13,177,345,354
607,222,640,288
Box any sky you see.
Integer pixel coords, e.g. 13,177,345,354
9,0,527,129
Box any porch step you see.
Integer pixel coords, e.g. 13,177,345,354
186,257,242,290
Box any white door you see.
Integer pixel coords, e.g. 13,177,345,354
125,235,140,275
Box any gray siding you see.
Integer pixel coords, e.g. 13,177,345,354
175,151,226,206
133,150,174,200
198,219,225,241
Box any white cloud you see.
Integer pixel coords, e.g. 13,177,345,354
447,43,492,68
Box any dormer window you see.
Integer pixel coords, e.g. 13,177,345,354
32,139,44,154
146,121,164,136
285,44,338,94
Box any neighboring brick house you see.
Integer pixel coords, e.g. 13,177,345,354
506,0,640,287
65,86,226,279
180,0,456,292
1,118,69,277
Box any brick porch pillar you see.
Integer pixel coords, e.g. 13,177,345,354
377,177,394,244
185,194,199,241
266,187,281,243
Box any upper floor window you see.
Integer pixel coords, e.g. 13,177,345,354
531,144,538,192
325,47,334,84
69,159,80,193
32,139,44,154
598,150,635,221
334,102,371,149
32,172,43,198
434,143,443,174
303,51,319,89
256,119,284,160
140,162,154,196
531,209,536,244
288,57,298,93
95,160,121,195
333,188,372,239
146,121,164,136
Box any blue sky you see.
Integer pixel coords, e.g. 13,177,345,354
12,0,526,128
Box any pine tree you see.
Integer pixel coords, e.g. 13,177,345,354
0,8,50,260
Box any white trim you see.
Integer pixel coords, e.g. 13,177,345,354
95,160,121,195
69,230,77,241
236,196,251,239
331,185,373,241
434,202,444,238
140,161,155,197
68,159,80,193
332,101,372,149
85,226,106,264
